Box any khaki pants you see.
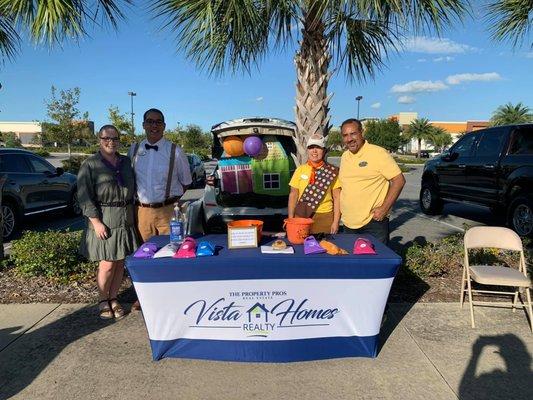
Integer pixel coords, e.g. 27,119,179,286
311,212,333,234
136,204,174,242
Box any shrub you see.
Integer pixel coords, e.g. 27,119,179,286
404,233,533,279
32,149,50,157
399,164,411,173
394,156,426,164
404,233,464,278
61,155,89,174
2,132,23,148
10,230,96,283
80,145,98,154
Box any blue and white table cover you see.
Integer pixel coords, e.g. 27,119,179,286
126,234,401,363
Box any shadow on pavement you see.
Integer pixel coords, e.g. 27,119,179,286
392,198,503,232
0,305,110,399
458,334,533,400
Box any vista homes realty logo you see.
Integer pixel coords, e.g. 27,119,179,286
184,290,339,337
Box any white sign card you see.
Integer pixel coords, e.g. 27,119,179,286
228,226,258,249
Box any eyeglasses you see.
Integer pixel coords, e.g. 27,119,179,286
144,119,164,126
100,137,120,142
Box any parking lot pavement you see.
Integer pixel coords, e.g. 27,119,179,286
4,161,498,255
1,303,531,400
389,166,496,249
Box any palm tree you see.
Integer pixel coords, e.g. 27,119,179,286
490,102,533,126
406,118,433,158
487,0,533,47
0,0,127,61
153,0,467,161
427,126,452,153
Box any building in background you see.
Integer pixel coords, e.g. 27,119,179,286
389,112,489,153
0,120,95,147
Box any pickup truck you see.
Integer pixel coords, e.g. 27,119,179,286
420,124,533,236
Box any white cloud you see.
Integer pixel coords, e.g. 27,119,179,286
391,80,448,94
403,36,475,54
433,56,454,62
525,52,533,58
445,72,502,85
398,96,416,104
370,102,381,109
255,96,264,102
417,58,427,62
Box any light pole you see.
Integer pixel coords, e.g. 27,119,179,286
356,95,363,119
128,91,136,135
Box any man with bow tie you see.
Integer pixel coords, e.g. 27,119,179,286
128,108,192,310
128,108,192,243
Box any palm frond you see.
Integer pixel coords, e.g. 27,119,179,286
0,0,129,45
329,14,400,82
403,0,468,34
0,14,20,62
266,0,298,47
153,0,272,75
486,0,532,47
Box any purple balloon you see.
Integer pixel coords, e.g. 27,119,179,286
243,136,263,156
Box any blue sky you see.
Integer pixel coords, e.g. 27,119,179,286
1,3,532,133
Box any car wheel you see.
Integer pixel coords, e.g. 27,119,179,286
419,183,443,215
508,196,533,237
2,201,20,240
66,190,82,217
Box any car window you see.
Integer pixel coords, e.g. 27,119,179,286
509,127,533,155
0,154,32,173
452,134,477,157
475,129,507,158
27,155,54,173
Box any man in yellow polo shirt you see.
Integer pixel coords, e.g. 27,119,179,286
339,118,405,244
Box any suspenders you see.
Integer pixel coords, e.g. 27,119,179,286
132,141,178,201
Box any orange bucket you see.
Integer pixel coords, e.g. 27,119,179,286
283,217,314,244
227,219,264,242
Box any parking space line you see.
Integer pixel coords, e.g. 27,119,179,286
399,209,466,232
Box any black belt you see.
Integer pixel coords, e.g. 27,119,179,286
98,200,132,207
135,196,180,209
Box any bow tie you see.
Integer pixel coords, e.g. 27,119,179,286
145,143,159,151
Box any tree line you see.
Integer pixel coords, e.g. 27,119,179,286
3,86,213,159
2,83,531,160
1,1,531,162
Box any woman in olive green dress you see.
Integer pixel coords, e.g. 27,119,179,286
78,125,140,320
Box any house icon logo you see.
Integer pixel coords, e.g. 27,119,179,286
246,302,269,323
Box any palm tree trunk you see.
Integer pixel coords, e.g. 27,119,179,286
294,12,332,163
417,138,421,158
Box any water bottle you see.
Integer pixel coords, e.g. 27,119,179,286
170,204,184,245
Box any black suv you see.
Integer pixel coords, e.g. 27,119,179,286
420,124,533,236
0,148,80,239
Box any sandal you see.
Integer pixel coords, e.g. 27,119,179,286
109,298,125,320
132,300,142,311
98,299,114,320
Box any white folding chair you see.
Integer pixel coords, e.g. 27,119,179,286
460,226,532,332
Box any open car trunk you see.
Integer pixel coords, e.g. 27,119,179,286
210,118,298,209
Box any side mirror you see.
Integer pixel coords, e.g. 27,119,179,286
442,152,458,162
56,167,64,176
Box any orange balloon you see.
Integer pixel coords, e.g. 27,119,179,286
222,135,244,156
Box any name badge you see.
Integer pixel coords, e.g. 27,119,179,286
359,161,368,167
301,174,309,180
